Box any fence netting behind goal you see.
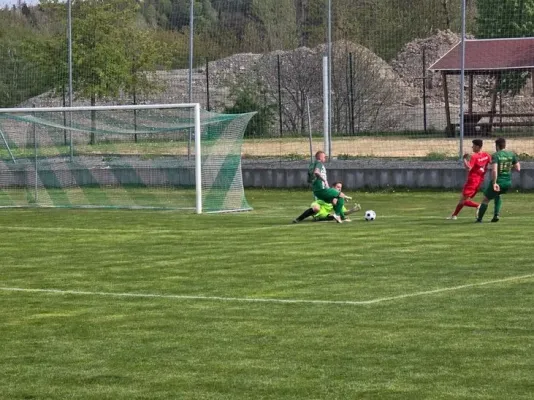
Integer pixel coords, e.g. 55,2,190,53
0,107,255,212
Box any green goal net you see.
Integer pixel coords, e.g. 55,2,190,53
0,104,255,213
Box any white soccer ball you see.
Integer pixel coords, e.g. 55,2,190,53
364,210,376,221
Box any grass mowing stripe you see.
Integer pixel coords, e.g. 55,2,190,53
1,191,533,399
2,273,533,306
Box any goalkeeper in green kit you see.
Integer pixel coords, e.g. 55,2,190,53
308,151,351,223
476,138,520,223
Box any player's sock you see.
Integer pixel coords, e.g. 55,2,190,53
452,203,463,216
464,200,479,208
294,208,314,223
335,197,345,219
477,203,488,221
494,195,502,217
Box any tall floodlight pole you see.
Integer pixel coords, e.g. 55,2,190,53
67,0,73,160
459,0,467,160
327,0,332,158
188,0,194,159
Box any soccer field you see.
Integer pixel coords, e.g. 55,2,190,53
1,190,533,400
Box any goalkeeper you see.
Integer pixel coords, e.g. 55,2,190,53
293,182,360,223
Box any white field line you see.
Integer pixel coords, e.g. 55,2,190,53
1,273,532,306
1,224,300,235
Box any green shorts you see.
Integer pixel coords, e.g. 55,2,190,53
483,181,511,200
313,188,340,203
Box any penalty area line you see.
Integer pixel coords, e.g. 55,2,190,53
1,273,533,306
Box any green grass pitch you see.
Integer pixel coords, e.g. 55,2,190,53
1,189,533,399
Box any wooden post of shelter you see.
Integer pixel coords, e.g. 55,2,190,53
468,74,474,114
442,71,453,136
488,73,500,133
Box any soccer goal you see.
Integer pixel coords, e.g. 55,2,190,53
0,104,255,213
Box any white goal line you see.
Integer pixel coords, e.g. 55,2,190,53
1,273,532,306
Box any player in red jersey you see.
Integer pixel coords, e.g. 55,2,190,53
447,139,491,220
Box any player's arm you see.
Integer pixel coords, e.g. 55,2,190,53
513,155,521,172
313,167,328,187
337,191,351,200
491,162,500,191
463,153,471,170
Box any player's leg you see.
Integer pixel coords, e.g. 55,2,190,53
492,195,502,222
313,202,333,221
476,198,490,222
315,188,343,223
465,181,485,209
293,208,314,223
451,181,479,218
463,199,479,208
476,185,497,222
345,203,361,215
491,184,509,222
333,196,345,222
313,188,336,203
293,202,321,223
449,193,467,219
339,205,351,222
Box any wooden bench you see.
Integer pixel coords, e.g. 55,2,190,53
450,112,534,137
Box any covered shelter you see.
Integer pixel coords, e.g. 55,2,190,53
428,37,534,136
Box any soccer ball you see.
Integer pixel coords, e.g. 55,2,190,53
364,210,376,221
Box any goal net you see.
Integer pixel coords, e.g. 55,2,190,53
0,104,255,213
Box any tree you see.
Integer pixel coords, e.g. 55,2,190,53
247,0,298,51
476,0,534,94
23,0,172,144
476,0,534,38
0,6,53,107
224,80,275,138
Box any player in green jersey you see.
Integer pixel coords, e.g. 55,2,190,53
476,138,520,223
293,182,361,223
308,151,351,223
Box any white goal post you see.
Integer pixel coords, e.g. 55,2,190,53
0,103,254,213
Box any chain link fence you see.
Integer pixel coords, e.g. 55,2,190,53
1,0,534,161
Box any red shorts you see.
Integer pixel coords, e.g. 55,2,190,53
462,179,483,198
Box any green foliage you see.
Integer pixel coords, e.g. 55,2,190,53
476,0,534,38
476,0,534,95
336,153,356,160
247,0,298,51
0,8,55,107
224,81,275,138
516,152,534,160
423,151,451,161
69,0,139,99
123,28,170,98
